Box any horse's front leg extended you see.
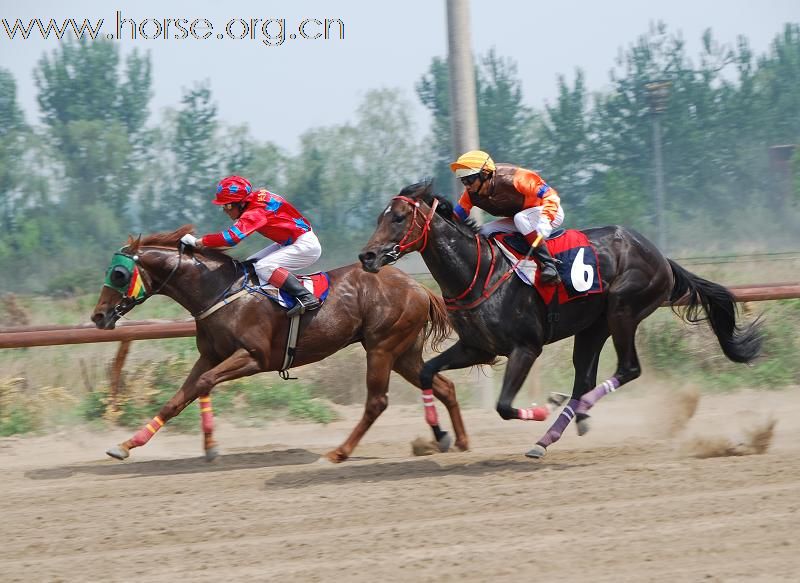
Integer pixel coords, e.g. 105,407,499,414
106,349,261,461
419,341,495,449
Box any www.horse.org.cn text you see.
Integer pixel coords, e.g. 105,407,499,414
1,11,346,47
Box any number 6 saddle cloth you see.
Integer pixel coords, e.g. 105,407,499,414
491,230,604,305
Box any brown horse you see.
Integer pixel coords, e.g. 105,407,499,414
91,225,467,462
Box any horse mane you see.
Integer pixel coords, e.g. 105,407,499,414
397,180,481,237
126,224,236,264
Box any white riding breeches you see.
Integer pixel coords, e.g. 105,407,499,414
479,206,565,238
247,230,322,285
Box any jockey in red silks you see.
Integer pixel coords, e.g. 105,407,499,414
180,175,322,314
450,150,565,285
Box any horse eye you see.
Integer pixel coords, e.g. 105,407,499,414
109,266,131,287
391,213,405,223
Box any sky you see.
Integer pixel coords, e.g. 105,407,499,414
1,0,798,153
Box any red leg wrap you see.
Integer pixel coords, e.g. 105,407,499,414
517,406,548,421
130,416,164,447
421,389,439,426
199,397,214,434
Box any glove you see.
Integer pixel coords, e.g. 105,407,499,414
536,220,553,239
180,233,199,247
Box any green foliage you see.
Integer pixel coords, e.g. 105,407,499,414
0,404,37,436
415,56,452,194
794,149,800,205
33,40,151,216
582,170,647,229
640,299,800,390
78,389,108,422
74,355,337,433
233,378,336,424
285,89,425,266
476,49,537,164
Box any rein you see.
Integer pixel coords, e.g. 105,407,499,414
442,234,521,312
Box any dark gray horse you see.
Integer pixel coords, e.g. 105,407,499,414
359,181,762,458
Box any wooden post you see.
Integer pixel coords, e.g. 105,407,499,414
109,340,131,411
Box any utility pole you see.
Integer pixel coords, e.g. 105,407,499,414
446,0,480,200
445,0,493,409
645,80,671,253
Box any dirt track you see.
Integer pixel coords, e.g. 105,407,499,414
1,388,799,582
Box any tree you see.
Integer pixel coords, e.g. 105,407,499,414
0,69,28,231
476,49,537,164
171,82,219,228
33,40,151,219
283,89,425,265
416,56,452,192
538,70,592,219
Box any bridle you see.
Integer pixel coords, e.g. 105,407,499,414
389,195,526,312
383,196,439,263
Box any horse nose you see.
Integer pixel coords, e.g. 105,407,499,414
91,310,114,329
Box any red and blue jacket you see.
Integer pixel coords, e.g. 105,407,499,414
200,189,312,248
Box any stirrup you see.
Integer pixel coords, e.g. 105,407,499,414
286,296,320,317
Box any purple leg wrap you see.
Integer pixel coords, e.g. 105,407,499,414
536,399,580,447
575,377,620,415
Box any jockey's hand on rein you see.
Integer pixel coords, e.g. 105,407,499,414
180,233,199,248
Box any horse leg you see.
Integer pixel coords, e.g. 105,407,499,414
574,308,643,419
392,345,469,452
198,394,218,461
527,322,610,458
324,348,393,463
496,345,549,422
106,349,261,460
420,340,495,449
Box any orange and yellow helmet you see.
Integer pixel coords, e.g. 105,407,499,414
449,150,496,178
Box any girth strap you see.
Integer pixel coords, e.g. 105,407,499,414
279,313,302,380
194,288,250,320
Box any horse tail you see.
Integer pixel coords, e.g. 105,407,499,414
422,287,452,352
667,259,762,364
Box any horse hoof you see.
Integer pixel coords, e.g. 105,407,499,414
576,413,591,436
322,450,347,463
106,445,129,460
437,431,452,452
204,446,219,462
525,444,547,459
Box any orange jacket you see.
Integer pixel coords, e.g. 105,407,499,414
454,166,560,222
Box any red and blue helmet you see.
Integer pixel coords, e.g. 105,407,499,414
213,175,253,205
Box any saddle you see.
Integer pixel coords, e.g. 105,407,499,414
491,229,603,305
241,261,331,312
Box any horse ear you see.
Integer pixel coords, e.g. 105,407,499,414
421,179,435,204
130,234,142,253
